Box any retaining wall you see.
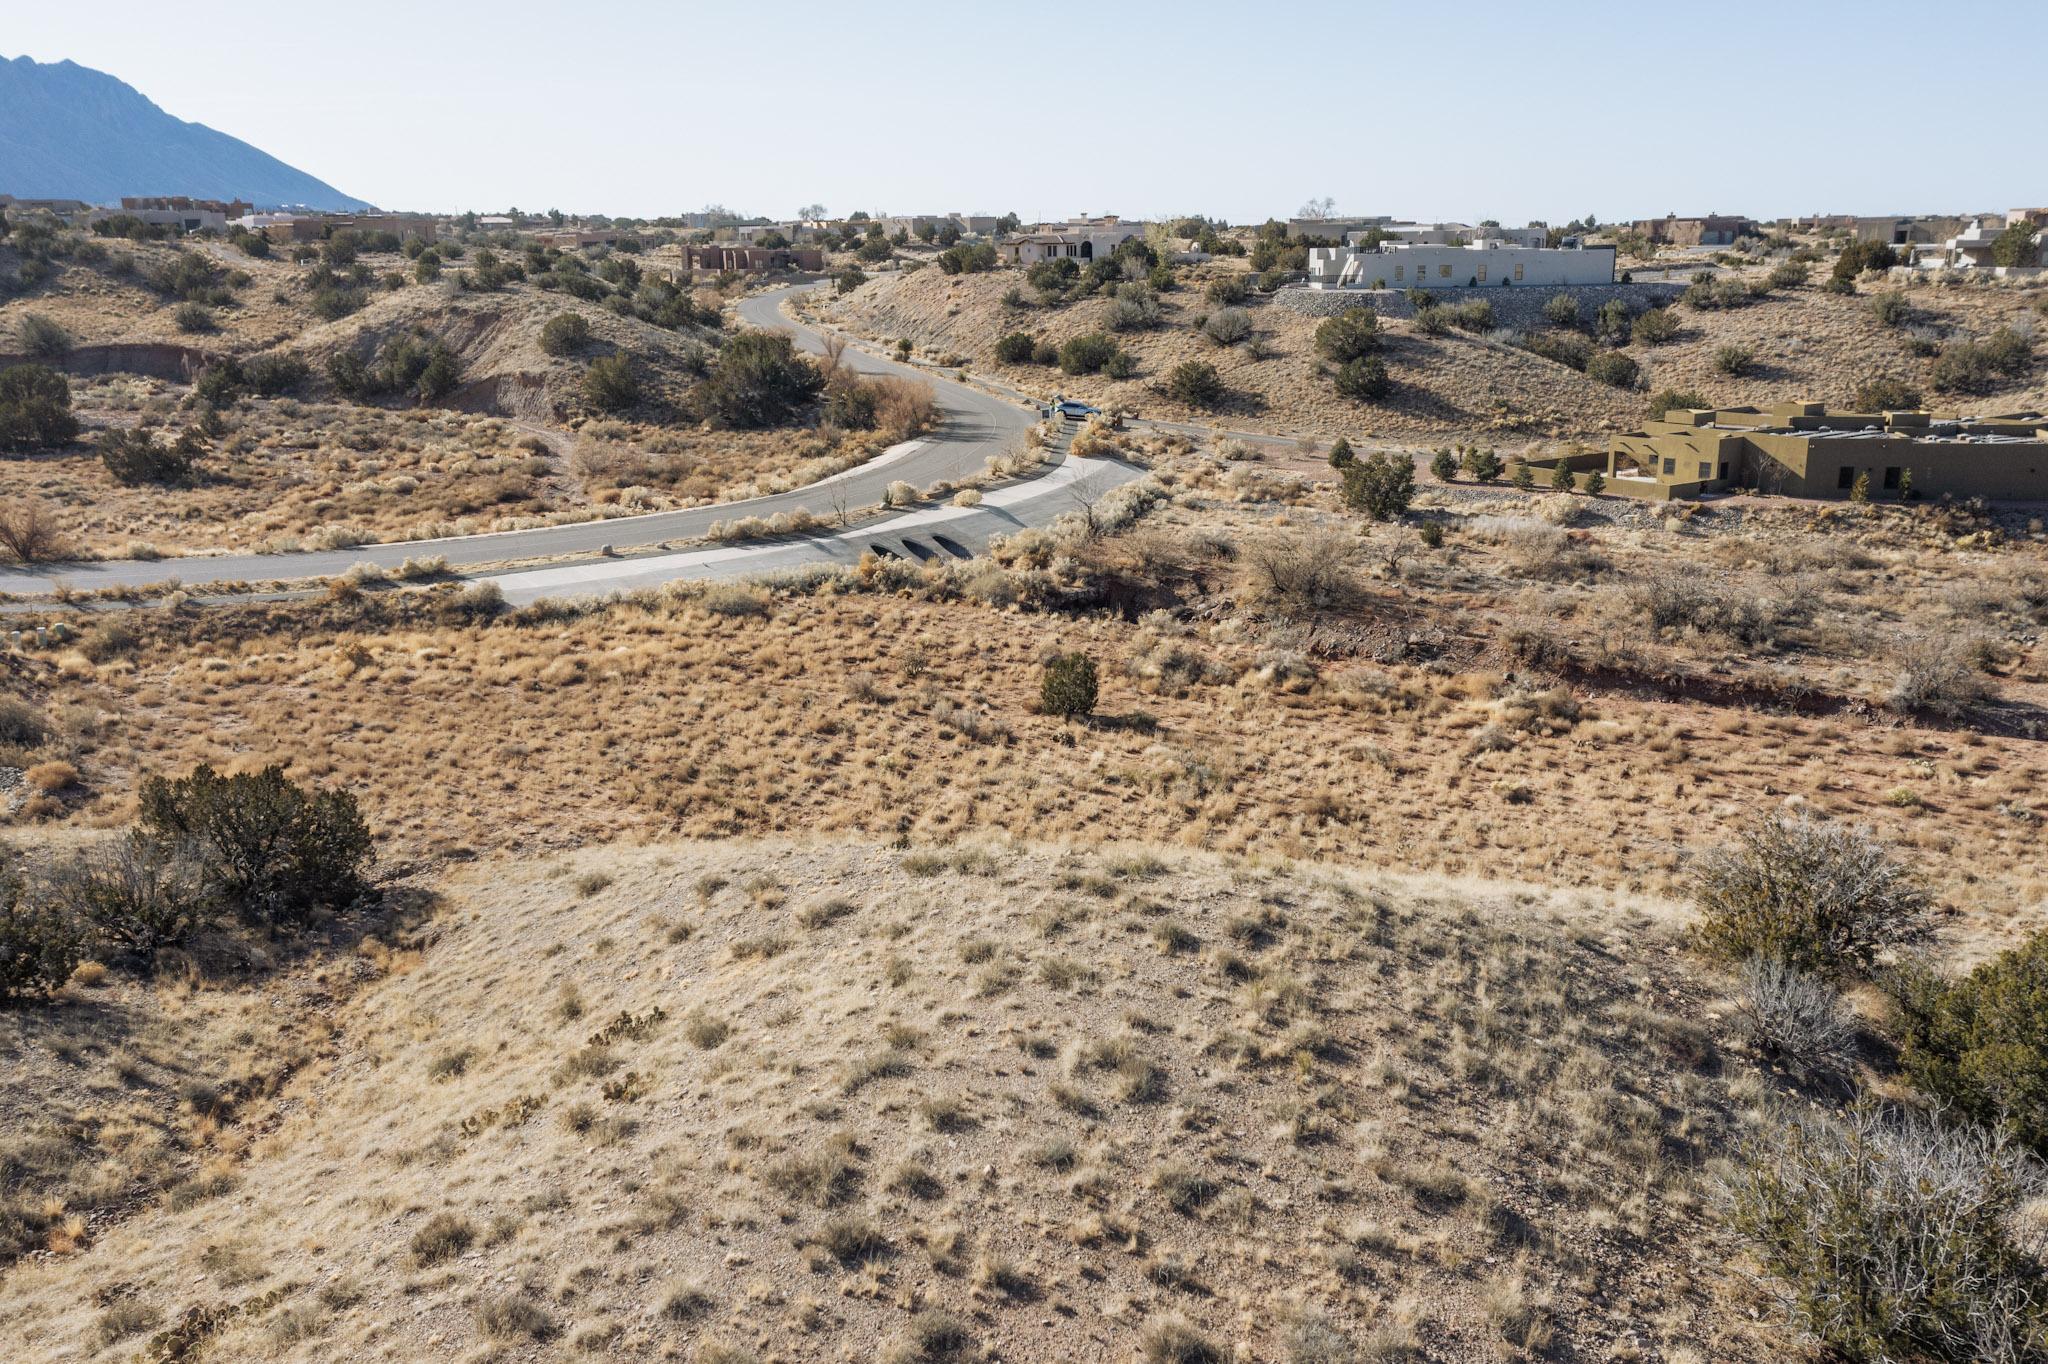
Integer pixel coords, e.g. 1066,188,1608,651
1273,282,1685,330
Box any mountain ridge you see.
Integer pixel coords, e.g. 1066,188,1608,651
0,54,370,211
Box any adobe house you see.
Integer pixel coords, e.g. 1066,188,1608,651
1307,238,1613,289
1596,403,2048,501
1632,213,1760,247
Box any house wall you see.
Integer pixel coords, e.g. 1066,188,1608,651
1307,244,1613,289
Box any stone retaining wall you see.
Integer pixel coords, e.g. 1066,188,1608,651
1273,282,1685,330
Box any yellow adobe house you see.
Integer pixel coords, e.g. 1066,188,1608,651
1587,402,2048,501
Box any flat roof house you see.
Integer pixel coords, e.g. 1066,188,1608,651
681,244,824,273
1633,214,1759,246
1307,238,1613,290
1600,402,2048,501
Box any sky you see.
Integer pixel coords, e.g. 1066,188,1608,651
9,0,2046,225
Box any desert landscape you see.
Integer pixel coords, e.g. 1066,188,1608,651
4,17,2048,1364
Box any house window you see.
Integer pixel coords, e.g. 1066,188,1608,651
1514,264,1524,281
1438,264,1451,278
1697,461,1712,480
1395,264,1405,280
1837,466,1857,489
1882,466,1901,490
1718,462,1729,480
1476,266,1488,282
1662,458,1677,476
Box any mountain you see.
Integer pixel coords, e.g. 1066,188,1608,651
0,55,370,211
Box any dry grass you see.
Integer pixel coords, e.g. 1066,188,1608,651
0,839,1786,1361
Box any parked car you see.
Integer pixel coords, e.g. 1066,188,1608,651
1045,396,1101,421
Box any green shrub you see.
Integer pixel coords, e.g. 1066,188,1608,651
1585,351,1638,388
1031,340,1058,365
1165,360,1223,408
1429,448,1457,482
137,763,373,928
1630,307,1678,344
1204,276,1248,306
1107,284,1160,332
1058,333,1119,375
695,331,821,427
172,302,216,333
0,362,78,451
1040,653,1099,721
1713,344,1754,376
241,353,308,397
1646,387,1707,420
1991,220,2044,268
993,331,1036,364
1460,447,1503,482
1314,307,1381,362
539,312,591,357
1595,298,1633,344
0,855,84,1003
1867,292,1911,327
1327,437,1355,469
99,426,203,487
1103,348,1136,380
194,360,245,405
1690,813,1930,977
1333,355,1389,401
1730,1103,2047,1363
1518,331,1592,371
1831,240,1897,285
1541,293,1580,328
936,243,997,275
1852,377,1921,411
834,265,866,296
1446,299,1493,333
1413,306,1449,335
583,354,640,412
1767,261,1810,289
15,313,71,359
1339,450,1413,520
1931,329,2032,394
1892,930,2048,1153
1201,307,1252,346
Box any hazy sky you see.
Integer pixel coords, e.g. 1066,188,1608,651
11,0,2045,224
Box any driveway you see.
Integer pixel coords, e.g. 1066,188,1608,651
1,286,1139,603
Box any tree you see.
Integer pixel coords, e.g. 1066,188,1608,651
1550,461,1577,493
1430,448,1458,483
1333,356,1389,401
1583,468,1605,496
1461,447,1504,482
416,344,461,402
42,833,210,960
99,426,203,486
834,265,866,296
583,354,640,412
0,363,79,452
540,312,591,357
15,313,71,359
1340,450,1414,521
137,763,373,928
1327,436,1355,470
1040,653,1098,722
0,853,83,1002
1314,307,1381,363
1586,351,1639,388
1057,333,1119,376
1889,929,2048,1157
1690,813,1930,977
694,331,823,427
1852,377,1920,411
1165,360,1224,408
993,332,1036,364
1512,461,1536,491
1990,220,2042,269
1295,196,1336,222
855,235,893,263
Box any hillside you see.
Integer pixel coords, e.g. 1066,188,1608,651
825,260,2048,447
0,55,368,210
0,838,1782,1363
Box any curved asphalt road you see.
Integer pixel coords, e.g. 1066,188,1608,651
0,285,1143,604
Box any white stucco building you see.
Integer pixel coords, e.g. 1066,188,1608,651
1001,217,1147,265
1343,221,1550,249
1308,239,1615,290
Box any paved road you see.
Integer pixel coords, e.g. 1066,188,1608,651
1,285,1137,602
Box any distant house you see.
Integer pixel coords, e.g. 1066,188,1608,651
98,196,253,233
1910,217,2045,271
0,195,96,225
535,228,630,249
232,210,435,245
1307,238,1612,290
1001,217,1146,264
1600,402,2048,501
1346,221,1549,249
476,215,521,232
681,245,823,273
1633,213,1759,247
